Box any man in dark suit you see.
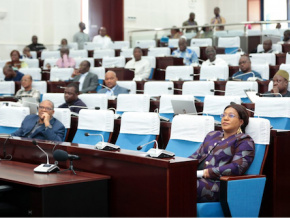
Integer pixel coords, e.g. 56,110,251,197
98,71,129,96
70,60,99,93
11,100,65,141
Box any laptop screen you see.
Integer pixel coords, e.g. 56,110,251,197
171,100,197,115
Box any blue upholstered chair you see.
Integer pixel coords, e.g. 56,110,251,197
182,81,214,102
144,81,174,97
197,117,271,217
0,106,30,134
116,94,150,116
254,98,290,130
53,108,71,141
90,67,105,91
165,66,194,81
72,110,114,145
200,65,229,81
0,81,15,96
225,81,258,103
115,112,160,152
218,36,240,54
165,115,214,157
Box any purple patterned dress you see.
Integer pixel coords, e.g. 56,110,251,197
189,131,255,202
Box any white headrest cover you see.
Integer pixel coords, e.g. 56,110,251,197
254,98,290,118
78,94,108,109
0,81,15,94
159,95,195,113
120,112,160,135
245,117,270,144
144,81,174,96
203,95,241,115
165,66,193,81
0,107,29,127
225,81,258,97
171,115,214,142
117,94,150,112
53,108,71,128
182,81,214,96
78,109,114,132
200,65,229,80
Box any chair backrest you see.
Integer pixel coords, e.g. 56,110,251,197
19,68,42,80
50,68,74,81
102,57,125,68
113,41,130,49
165,66,193,81
262,29,280,36
72,109,114,145
70,50,88,58
120,48,134,58
218,36,240,48
268,80,290,91
214,30,228,37
216,54,240,66
285,53,290,64
31,81,47,94
83,42,103,50
116,112,160,152
200,65,229,81
53,108,71,141
20,51,37,59
188,46,200,58
182,81,214,102
141,56,156,68
244,117,271,175
42,93,64,107
144,81,174,97
247,29,262,36
203,95,241,121
116,94,150,113
166,115,215,157
279,63,290,74
168,39,179,48
249,53,276,65
251,64,269,80
68,42,78,50
148,47,171,57
159,94,195,121
74,58,94,68
93,49,115,59
227,30,244,37
257,43,282,53
190,38,212,47
225,81,258,98
116,81,136,94
78,94,108,109
41,51,60,60
0,81,15,95
0,106,30,134
90,67,105,80
21,59,39,68
254,97,290,130
43,58,58,69
135,40,156,48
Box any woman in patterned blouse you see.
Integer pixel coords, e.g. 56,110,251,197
189,104,255,202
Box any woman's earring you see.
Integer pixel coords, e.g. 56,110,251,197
237,126,242,134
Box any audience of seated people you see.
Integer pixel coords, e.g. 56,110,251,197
92,27,113,49
171,38,198,66
27,35,46,51
3,65,24,81
11,100,65,141
15,74,41,102
6,50,28,69
56,47,76,68
58,82,87,113
97,71,129,96
202,46,227,66
21,46,33,59
70,60,99,93
73,22,90,49
264,70,290,97
125,47,151,81
232,55,262,81
182,12,198,33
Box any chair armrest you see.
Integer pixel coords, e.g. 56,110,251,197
220,174,265,181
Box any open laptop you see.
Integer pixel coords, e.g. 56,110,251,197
22,97,39,114
171,100,197,115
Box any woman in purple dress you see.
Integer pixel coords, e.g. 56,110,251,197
189,104,255,202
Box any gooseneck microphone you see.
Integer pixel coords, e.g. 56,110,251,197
33,140,59,173
99,84,115,97
210,89,226,93
84,133,120,150
256,92,283,97
137,140,158,151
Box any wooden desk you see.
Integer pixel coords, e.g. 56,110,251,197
0,160,109,217
0,137,197,217
105,68,134,80
47,81,79,93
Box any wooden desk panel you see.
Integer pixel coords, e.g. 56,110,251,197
269,65,279,79
276,53,286,65
105,68,134,80
154,57,184,80
282,44,290,53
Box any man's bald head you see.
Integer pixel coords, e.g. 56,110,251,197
263,39,272,52
104,71,118,88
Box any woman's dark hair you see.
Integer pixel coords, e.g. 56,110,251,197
224,104,249,133
10,50,20,59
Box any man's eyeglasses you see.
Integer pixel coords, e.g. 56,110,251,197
39,106,53,111
220,113,236,119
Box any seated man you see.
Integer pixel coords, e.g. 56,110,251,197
92,27,113,49
264,70,290,97
98,71,129,96
232,56,262,81
259,39,278,53
21,46,33,59
59,83,87,113
27,35,46,51
3,65,24,81
11,100,65,141
70,60,99,93
171,38,198,66
15,74,41,102
56,47,76,68
125,47,151,81
202,46,227,66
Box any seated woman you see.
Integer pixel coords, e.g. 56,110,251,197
189,104,255,202
56,47,76,68
6,50,28,69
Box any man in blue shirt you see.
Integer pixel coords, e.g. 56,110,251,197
232,56,262,81
3,65,24,81
98,71,129,96
172,38,198,66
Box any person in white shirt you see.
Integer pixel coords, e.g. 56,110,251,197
92,27,113,49
125,47,151,81
202,46,228,66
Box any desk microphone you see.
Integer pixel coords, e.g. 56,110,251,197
168,87,182,91
84,133,120,150
156,68,166,71
210,89,226,93
33,140,59,173
229,72,263,81
68,105,88,109
143,140,175,158
57,86,66,89
99,84,115,97
190,73,200,77
256,92,282,97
